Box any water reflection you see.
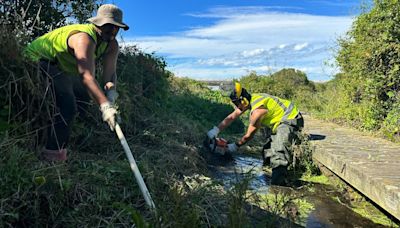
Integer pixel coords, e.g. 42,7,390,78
207,153,391,227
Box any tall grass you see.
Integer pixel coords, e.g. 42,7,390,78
0,4,321,227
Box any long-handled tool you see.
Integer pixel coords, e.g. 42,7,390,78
114,123,156,211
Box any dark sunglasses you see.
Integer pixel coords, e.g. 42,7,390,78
101,24,120,33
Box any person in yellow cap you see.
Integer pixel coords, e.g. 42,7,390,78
207,82,304,185
24,4,129,161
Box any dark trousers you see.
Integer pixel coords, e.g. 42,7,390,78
39,61,90,150
262,114,304,168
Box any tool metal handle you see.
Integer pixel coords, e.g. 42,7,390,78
115,123,156,210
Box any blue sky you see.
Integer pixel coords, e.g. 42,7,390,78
106,0,370,81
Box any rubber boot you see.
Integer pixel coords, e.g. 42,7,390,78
271,166,288,186
39,148,67,162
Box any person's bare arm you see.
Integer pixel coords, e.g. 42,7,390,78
236,107,268,146
68,33,108,105
217,107,244,131
102,40,119,90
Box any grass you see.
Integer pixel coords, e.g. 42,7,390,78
3,73,397,226
300,174,330,185
2,27,396,226
351,202,398,227
253,189,314,226
0,74,307,227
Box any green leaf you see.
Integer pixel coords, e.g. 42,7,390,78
33,176,46,186
386,91,395,98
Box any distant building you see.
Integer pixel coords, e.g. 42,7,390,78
207,85,220,91
203,80,232,91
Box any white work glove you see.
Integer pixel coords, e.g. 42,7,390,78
227,143,238,153
207,126,220,139
100,102,118,131
105,89,119,105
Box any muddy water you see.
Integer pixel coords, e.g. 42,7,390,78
207,154,389,228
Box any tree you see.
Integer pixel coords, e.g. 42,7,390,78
0,0,100,42
336,0,400,130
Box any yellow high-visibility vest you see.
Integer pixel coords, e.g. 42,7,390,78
250,93,299,133
25,24,108,75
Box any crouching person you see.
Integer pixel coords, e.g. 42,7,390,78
206,82,304,185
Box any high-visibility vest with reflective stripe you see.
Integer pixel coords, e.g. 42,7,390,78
250,93,299,133
24,24,108,75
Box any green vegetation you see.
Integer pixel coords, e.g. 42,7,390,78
236,0,400,142
0,1,306,227
2,0,399,226
300,175,330,185
238,69,317,112
255,190,314,226
352,201,397,227
167,77,244,135
311,0,399,141
335,0,400,132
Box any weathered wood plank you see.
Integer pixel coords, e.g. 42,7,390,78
304,115,400,220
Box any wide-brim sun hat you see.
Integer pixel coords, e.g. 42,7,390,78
87,4,129,30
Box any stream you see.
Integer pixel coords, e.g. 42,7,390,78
206,153,390,227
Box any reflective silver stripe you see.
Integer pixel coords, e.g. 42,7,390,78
258,93,287,111
250,97,265,107
281,102,294,122
271,96,287,112
252,93,295,121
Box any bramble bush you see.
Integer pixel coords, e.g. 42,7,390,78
335,0,400,136
0,1,252,227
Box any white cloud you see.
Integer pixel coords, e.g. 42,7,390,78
124,7,354,81
279,44,288,49
241,49,265,57
169,65,249,80
185,6,304,19
294,43,308,51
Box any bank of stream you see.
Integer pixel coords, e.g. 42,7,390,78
205,152,397,227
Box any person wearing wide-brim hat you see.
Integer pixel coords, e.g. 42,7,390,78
87,4,129,31
24,4,129,162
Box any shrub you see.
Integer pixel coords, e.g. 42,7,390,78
336,0,400,132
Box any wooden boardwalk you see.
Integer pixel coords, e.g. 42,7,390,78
303,115,400,220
